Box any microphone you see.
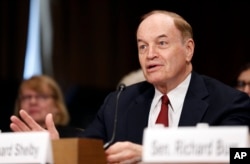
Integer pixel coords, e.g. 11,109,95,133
103,83,126,149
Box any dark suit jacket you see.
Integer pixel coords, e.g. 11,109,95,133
56,125,84,138
80,71,250,145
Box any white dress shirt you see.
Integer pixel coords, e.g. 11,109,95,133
148,73,191,128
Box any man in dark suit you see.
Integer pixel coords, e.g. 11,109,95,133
10,10,250,163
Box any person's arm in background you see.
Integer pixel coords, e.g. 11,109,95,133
10,109,59,139
11,109,142,163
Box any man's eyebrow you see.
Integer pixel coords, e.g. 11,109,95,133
157,34,168,39
137,34,168,42
137,38,145,43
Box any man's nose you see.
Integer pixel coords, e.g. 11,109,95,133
147,45,157,59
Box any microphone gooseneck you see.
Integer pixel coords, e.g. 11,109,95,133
103,83,126,149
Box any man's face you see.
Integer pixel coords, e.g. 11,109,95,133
136,13,193,91
236,69,250,96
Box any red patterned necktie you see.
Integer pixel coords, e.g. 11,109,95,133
156,95,169,126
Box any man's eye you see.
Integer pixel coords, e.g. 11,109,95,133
138,44,147,53
139,45,147,50
159,41,167,45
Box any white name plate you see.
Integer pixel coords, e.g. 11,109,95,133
0,132,53,164
142,125,249,163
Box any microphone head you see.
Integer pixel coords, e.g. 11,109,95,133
117,83,126,91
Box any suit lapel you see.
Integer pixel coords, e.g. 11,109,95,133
126,85,154,143
179,72,209,126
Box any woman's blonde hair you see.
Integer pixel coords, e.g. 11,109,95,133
14,75,70,125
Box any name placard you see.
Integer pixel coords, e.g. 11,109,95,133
142,125,249,163
0,132,53,164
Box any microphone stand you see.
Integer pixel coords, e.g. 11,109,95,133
103,84,126,149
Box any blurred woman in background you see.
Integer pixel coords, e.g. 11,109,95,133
14,75,83,137
235,63,250,96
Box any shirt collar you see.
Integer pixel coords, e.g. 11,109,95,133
153,73,191,112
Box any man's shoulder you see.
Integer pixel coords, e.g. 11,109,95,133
125,80,153,92
193,72,232,88
191,71,244,96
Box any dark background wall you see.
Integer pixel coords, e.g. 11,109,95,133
51,0,250,90
1,0,250,131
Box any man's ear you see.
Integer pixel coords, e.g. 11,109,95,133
185,38,195,62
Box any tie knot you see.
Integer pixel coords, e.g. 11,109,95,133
162,95,169,104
